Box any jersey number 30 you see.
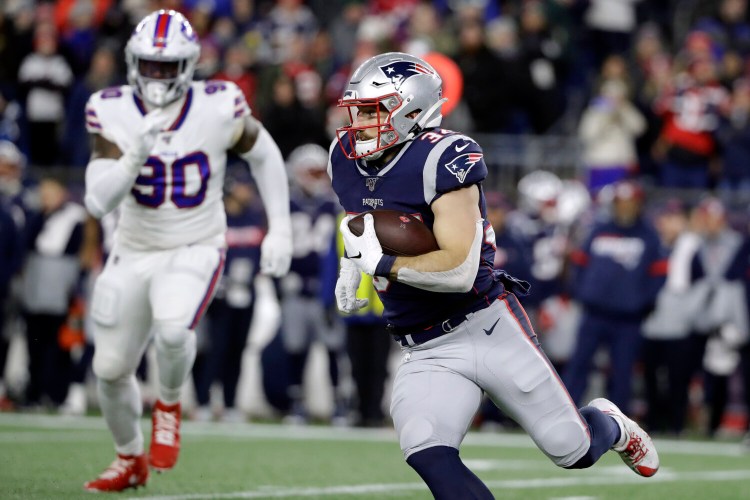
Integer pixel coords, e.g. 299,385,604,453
132,152,210,208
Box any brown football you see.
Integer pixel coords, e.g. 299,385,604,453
348,209,439,257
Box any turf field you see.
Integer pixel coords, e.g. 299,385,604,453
1,413,749,500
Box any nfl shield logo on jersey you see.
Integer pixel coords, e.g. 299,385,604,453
444,153,483,183
365,177,379,192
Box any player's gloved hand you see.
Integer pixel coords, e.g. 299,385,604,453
260,226,292,277
121,108,171,174
340,214,384,276
335,257,368,313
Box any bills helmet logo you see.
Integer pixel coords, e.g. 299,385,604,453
379,61,435,91
445,153,483,183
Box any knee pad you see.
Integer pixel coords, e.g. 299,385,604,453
154,323,192,352
399,415,439,459
93,350,132,381
538,419,590,467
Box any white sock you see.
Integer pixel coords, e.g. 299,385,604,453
155,328,196,405
97,375,144,456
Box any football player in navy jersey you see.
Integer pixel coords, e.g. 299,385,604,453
328,52,660,499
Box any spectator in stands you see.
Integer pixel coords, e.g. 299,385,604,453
212,41,259,113
261,72,328,157
19,176,86,408
564,180,666,412
191,167,264,423
583,0,641,70
716,78,750,199
579,78,646,193
694,0,750,57
64,45,120,167
516,0,568,133
629,23,672,180
58,0,99,77
453,16,516,133
17,22,73,167
0,89,21,144
264,0,319,65
653,54,729,189
641,199,701,435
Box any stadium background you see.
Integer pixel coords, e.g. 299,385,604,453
1,2,750,496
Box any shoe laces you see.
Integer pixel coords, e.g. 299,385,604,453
154,408,178,445
623,434,647,464
99,457,133,480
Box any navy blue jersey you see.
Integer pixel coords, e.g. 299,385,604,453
570,217,666,317
329,128,505,328
287,191,339,297
218,206,264,307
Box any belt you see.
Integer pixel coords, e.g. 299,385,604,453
388,298,497,347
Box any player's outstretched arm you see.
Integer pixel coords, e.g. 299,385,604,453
389,185,483,292
231,115,292,277
84,110,169,218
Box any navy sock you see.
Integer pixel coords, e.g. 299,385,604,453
406,446,494,499
567,407,621,469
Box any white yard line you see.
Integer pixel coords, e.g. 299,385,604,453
126,470,750,500
0,413,748,457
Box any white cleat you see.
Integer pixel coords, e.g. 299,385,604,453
588,398,659,477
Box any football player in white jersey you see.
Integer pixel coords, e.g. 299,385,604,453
82,10,292,492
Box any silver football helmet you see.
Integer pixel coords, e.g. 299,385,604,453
287,143,331,197
517,170,562,221
336,52,446,160
125,10,200,107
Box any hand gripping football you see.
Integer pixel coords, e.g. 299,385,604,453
348,210,439,257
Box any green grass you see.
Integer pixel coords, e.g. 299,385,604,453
1,414,749,499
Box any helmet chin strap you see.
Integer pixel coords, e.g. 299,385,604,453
404,98,448,141
356,137,384,161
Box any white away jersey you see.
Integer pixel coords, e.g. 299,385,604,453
85,80,250,251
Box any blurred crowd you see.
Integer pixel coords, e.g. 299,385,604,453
0,0,750,441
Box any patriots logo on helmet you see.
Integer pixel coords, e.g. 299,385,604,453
445,153,483,183
379,61,434,91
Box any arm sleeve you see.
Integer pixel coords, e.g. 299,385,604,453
84,158,140,219
239,126,291,233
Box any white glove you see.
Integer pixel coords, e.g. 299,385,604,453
122,108,170,173
335,257,369,313
260,227,292,277
339,214,384,276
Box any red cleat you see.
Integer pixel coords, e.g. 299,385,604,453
84,454,148,492
149,400,181,471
